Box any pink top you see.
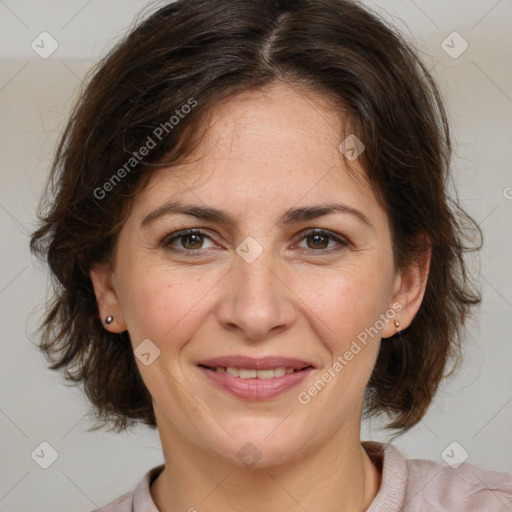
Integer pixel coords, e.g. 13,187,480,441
92,441,512,511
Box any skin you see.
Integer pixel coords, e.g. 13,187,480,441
90,82,429,512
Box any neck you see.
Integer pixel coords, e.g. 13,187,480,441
150,416,381,512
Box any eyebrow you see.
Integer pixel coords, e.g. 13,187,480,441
141,200,372,229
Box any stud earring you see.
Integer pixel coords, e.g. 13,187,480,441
394,319,401,334
105,316,114,325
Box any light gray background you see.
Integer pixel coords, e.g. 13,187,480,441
1,1,511,511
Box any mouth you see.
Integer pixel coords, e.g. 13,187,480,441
199,365,305,378
196,356,314,400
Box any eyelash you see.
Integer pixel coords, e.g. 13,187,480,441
160,228,349,256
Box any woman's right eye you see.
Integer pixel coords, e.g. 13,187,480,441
161,229,217,254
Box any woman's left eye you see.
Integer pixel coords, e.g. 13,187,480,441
294,229,348,252
160,228,348,255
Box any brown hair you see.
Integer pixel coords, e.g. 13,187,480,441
30,0,481,433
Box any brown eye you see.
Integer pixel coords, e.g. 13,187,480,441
179,232,204,250
161,229,216,253
306,233,330,250
296,229,348,253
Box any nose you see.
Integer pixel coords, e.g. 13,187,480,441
216,247,297,341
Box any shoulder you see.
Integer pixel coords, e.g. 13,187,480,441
88,490,133,512
404,452,512,511
364,441,512,512
89,464,164,512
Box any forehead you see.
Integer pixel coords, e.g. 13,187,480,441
198,82,352,175
133,82,383,225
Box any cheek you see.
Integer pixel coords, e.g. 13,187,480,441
117,259,220,347
299,263,392,340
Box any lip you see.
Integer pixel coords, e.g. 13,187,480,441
197,355,314,371
196,355,314,400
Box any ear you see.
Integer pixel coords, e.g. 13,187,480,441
382,241,431,339
89,262,127,333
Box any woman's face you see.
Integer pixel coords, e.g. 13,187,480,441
91,82,422,467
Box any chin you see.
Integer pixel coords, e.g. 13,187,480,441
209,422,308,469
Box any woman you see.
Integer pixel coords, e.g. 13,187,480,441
30,0,512,510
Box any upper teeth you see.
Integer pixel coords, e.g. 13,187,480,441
216,367,295,379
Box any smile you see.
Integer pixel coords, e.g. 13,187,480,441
197,357,314,400
208,366,297,378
